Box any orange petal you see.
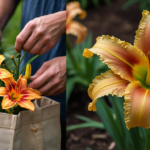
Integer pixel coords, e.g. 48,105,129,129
21,88,41,100
1,96,16,109
18,100,35,111
134,10,150,55
85,35,148,82
67,21,87,43
16,75,27,90
0,55,5,65
124,81,150,129
0,68,12,79
67,1,86,25
67,1,80,12
2,76,16,91
0,87,7,96
88,70,129,111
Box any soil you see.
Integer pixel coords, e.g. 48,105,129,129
67,0,142,150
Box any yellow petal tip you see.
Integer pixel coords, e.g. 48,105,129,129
88,102,97,111
83,48,93,58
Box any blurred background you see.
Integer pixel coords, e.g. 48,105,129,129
1,1,22,70
67,0,149,150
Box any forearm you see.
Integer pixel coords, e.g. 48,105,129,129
0,0,20,30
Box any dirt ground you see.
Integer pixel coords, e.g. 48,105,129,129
67,0,142,150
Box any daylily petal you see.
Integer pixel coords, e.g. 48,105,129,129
84,35,148,82
1,96,16,109
0,68,12,79
67,1,86,25
67,1,80,13
88,70,129,111
0,87,7,96
18,100,35,111
0,55,5,65
134,10,150,55
2,76,16,91
21,88,41,100
67,21,87,43
16,75,27,90
124,81,150,129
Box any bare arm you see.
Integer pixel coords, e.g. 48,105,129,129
0,0,20,30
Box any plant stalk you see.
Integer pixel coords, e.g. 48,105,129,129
16,53,21,80
145,129,150,150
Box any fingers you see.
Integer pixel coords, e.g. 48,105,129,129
22,32,39,52
30,62,49,80
39,80,66,96
28,37,47,55
15,21,34,52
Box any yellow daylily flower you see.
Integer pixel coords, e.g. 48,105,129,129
66,1,87,43
0,69,41,111
83,10,150,129
0,55,5,65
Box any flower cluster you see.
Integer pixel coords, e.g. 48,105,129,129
0,55,41,112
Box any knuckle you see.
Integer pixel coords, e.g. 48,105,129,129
36,28,44,36
28,20,36,28
16,36,24,44
54,78,60,85
23,45,30,51
44,36,50,43
43,62,48,67
51,67,59,76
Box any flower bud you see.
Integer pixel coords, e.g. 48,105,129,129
11,55,14,60
25,64,32,79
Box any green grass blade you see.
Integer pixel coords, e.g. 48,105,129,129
67,122,104,131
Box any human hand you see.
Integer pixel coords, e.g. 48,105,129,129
28,56,66,96
15,11,66,55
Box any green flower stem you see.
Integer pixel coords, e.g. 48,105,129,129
12,59,17,66
66,35,84,77
20,55,39,75
145,129,150,150
16,53,21,80
20,51,27,64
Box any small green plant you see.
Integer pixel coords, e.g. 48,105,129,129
67,33,108,102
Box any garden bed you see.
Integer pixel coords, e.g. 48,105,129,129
67,0,142,149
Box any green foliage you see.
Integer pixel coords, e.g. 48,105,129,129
1,2,22,70
67,115,104,131
67,0,111,9
67,33,108,102
96,96,146,150
122,0,150,11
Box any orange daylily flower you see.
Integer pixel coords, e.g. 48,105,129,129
0,71,41,111
83,10,150,129
66,1,87,43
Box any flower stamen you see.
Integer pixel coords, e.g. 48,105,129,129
146,51,150,86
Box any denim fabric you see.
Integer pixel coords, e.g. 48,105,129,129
20,0,66,121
